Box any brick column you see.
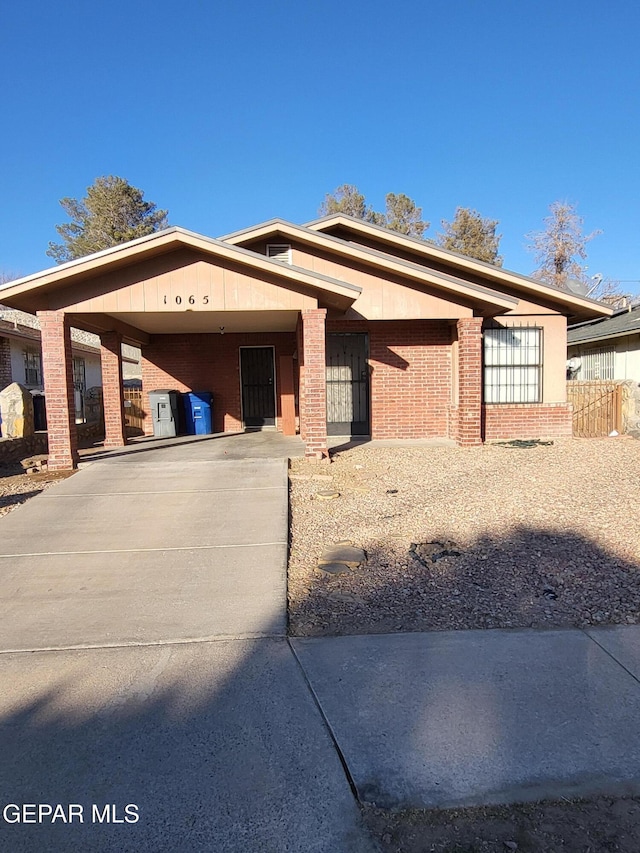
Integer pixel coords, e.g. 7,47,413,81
457,317,483,446
0,336,11,390
299,309,329,459
100,331,127,448
38,311,78,470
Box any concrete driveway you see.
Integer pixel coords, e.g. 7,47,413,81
0,433,375,852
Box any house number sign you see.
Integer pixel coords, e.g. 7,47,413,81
162,295,210,306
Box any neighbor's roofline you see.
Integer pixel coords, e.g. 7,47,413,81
0,226,362,300
302,213,613,317
568,327,640,346
221,218,519,310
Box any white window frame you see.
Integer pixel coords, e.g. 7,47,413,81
483,326,543,404
23,348,42,387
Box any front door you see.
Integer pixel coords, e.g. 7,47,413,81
240,346,276,428
326,333,370,436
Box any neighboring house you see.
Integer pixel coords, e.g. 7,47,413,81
0,307,140,424
0,215,610,469
567,304,640,382
0,306,102,423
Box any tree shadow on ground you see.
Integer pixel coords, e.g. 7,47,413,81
289,526,640,637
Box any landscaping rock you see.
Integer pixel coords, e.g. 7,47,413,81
318,562,351,576
319,544,367,568
0,383,34,438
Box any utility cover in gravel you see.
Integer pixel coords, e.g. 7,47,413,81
319,545,367,567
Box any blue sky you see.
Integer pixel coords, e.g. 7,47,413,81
2,1,639,293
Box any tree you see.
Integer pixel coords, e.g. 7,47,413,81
47,176,169,263
526,201,600,290
382,192,429,239
319,184,428,238
438,207,502,265
319,184,383,224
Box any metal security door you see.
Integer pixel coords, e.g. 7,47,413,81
240,347,276,428
326,333,370,436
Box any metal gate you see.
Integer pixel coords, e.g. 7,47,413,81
240,346,276,428
567,380,623,437
326,333,370,436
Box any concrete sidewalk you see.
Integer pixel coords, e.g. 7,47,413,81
292,625,640,810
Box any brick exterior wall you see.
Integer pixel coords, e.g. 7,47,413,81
483,403,573,440
141,331,297,436
456,318,483,446
37,311,78,470
100,331,127,448
299,309,328,458
327,318,454,440
0,336,11,390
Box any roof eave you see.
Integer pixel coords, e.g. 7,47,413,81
305,214,614,321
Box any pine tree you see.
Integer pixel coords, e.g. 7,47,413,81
47,176,169,263
438,207,502,265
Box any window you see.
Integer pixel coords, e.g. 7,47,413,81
266,243,292,264
579,347,614,380
484,326,542,403
24,349,42,386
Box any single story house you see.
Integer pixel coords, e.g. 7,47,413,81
0,214,611,469
567,303,640,382
0,306,102,423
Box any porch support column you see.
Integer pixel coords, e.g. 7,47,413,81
457,317,483,447
38,311,78,470
300,308,329,459
100,331,127,448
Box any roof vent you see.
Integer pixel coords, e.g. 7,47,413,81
267,244,292,264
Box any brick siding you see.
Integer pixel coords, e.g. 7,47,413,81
299,309,328,458
483,403,573,440
100,331,127,448
0,336,11,390
37,311,78,470
141,331,297,436
456,318,483,446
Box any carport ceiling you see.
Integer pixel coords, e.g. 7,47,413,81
97,310,301,334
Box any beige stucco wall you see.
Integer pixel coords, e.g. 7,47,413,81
247,238,474,321
54,251,319,316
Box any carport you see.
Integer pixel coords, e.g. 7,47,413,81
0,228,360,469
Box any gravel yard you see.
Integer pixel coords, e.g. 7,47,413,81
0,463,73,518
288,437,640,637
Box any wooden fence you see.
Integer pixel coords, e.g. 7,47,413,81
567,381,623,437
123,388,145,433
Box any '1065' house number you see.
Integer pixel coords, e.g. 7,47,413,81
163,295,210,306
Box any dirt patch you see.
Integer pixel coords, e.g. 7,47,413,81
0,463,75,518
363,796,640,852
288,438,640,637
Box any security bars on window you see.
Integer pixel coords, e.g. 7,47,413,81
483,326,543,404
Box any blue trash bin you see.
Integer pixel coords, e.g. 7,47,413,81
183,391,213,435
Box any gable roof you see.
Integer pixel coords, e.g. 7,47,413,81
302,214,613,323
0,226,362,314
568,304,640,345
221,218,518,314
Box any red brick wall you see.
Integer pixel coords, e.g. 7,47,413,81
456,318,483,446
141,331,297,435
299,309,328,457
483,403,573,440
37,311,78,470
0,336,11,390
100,331,126,448
327,319,454,439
